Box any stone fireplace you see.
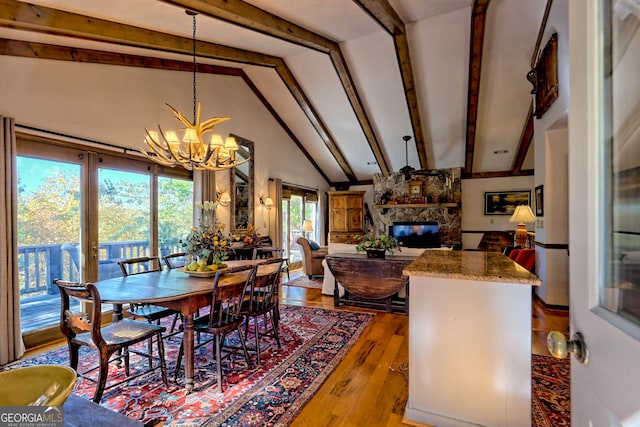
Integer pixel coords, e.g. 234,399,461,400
371,168,462,248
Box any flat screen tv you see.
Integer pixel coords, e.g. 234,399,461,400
389,221,440,248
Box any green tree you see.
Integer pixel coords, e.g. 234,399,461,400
158,177,193,254
18,170,81,245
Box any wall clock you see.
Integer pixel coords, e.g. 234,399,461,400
409,180,423,201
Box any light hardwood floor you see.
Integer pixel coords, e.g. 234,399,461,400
280,271,569,426
23,269,569,426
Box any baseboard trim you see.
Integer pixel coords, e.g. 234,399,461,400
533,292,569,313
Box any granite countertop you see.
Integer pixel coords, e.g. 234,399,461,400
403,250,541,286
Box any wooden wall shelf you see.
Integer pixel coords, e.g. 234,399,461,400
375,203,459,209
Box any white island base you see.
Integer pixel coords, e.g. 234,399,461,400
403,251,540,427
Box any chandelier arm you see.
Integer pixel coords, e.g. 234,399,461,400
200,117,230,132
201,144,217,164
195,158,249,171
139,148,177,167
166,103,194,129
144,136,174,163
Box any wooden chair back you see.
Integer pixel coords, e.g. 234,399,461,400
246,258,285,313
118,256,161,276
55,280,106,348
163,252,189,269
207,264,257,329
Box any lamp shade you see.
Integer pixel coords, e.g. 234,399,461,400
264,197,274,209
509,205,535,224
303,219,314,232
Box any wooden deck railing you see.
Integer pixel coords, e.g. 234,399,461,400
18,241,183,299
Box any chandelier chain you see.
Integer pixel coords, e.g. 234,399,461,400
192,13,197,123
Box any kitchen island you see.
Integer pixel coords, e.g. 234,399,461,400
403,250,541,427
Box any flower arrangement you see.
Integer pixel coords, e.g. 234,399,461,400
182,223,232,267
181,200,231,269
355,232,401,255
196,200,217,228
231,224,261,247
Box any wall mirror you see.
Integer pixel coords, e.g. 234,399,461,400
229,135,254,231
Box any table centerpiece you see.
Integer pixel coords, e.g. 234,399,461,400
181,201,232,273
355,232,401,259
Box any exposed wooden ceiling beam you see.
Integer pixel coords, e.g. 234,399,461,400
160,0,335,54
0,37,334,184
160,0,391,176
0,0,356,181
511,101,534,175
464,0,491,177
468,169,534,179
353,0,430,170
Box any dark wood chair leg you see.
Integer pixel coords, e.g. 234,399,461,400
155,332,168,387
254,317,261,365
174,342,184,382
270,310,281,349
123,347,130,376
68,342,80,370
215,334,223,393
237,325,252,370
93,351,112,403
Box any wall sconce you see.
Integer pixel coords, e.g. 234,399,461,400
259,193,274,210
216,190,231,207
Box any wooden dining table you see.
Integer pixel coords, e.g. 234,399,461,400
92,260,260,393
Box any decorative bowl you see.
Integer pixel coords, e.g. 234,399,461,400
182,267,218,277
0,365,77,406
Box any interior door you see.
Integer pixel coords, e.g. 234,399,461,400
568,1,640,424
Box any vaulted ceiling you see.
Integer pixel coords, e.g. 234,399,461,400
0,0,546,186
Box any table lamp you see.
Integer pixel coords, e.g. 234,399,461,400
303,220,313,239
509,205,535,247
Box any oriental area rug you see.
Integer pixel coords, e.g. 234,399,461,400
2,305,373,426
532,354,571,426
282,276,323,290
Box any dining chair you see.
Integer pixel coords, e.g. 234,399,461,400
174,264,257,392
54,279,168,403
241,257,286,365
269,248,290,281
163,252,189,270
118,256,181,336
254,246,290,280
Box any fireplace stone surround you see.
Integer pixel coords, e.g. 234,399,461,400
371,168,462,248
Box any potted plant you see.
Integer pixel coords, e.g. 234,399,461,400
355,232,401,258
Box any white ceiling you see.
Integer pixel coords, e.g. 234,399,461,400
2,0,543,184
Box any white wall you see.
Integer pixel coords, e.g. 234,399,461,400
0,55,330,237
532,0,570,307
461,176,535,249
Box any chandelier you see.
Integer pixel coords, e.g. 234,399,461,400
140,11,249,171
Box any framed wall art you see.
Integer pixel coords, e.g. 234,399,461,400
527,33,559,119
484,191,531,215
535,185,544,216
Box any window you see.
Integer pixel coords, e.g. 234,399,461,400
598,0,640,337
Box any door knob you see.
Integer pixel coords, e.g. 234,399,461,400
547,331,588,364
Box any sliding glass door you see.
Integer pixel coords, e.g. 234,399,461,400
17,153,83,334
281,191,319,267
97,167,151,281
16,135,193,344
